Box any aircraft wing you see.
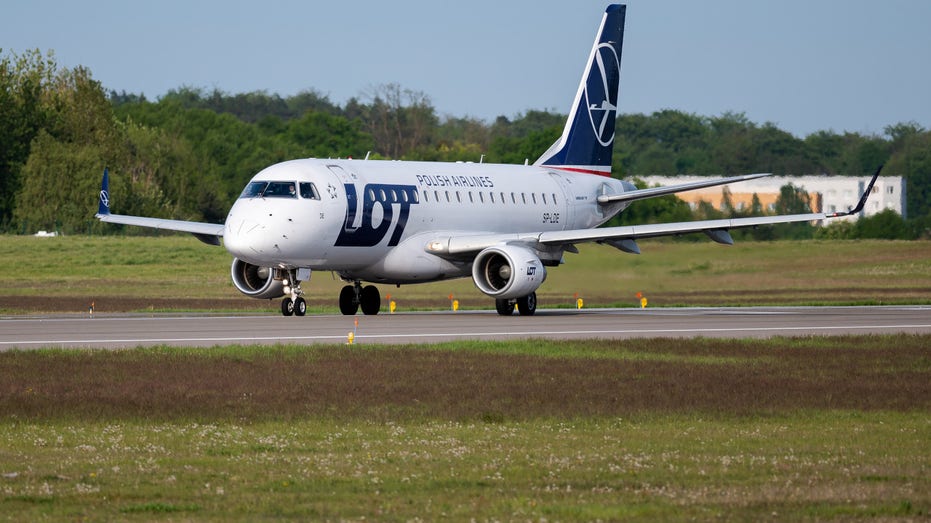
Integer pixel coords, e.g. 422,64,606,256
597,172,774,204
428,166,882,257
95,168,225,246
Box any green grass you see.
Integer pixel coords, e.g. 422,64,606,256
1,414,926,521
1,235,930,312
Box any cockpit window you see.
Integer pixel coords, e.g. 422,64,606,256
240,181,267,198
264,182,297,198
239,181,297,199
300,182,320,200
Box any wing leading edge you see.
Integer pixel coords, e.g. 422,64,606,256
427,165,884,257
95,168,224,246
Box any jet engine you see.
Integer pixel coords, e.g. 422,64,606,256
471,244,546,300
230,258,285,299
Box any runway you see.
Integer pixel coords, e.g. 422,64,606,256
1,305,930,350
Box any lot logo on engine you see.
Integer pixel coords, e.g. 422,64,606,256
335,184,419,247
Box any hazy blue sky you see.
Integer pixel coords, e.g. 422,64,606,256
4,0,930,137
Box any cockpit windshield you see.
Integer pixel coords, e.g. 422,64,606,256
239,181,298,199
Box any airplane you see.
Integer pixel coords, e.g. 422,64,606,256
96,4,881,317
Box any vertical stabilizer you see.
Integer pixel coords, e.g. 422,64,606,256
535,4,626,176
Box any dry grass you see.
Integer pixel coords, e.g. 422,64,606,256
1,336,927,422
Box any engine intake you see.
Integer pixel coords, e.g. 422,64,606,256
230,258,285,299
472,244,546,300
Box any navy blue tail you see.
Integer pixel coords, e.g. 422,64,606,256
535,4,625,176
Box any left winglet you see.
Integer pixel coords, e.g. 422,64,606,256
97,167,111,217
825,164,883,218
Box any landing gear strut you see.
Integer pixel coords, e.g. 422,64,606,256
495,292,537,316
339,281,381,315
279,269,307,317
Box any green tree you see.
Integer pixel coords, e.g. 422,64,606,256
854,209,910,239
0,49,57,229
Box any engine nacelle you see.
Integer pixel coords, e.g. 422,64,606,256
472,244,546,300
230,258,285,299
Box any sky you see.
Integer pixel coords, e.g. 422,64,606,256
4,0,931,138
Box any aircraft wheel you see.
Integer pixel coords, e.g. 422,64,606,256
281,298,295,316
495,298,514,316
339,285,358,315
360,285,380,315
516,292,537,316
294,297,307,316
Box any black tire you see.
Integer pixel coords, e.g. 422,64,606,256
294,297,307,316
360,285,380,315
516,292,537,316
281,298,295,316
339,285,358,315
495,298,514,316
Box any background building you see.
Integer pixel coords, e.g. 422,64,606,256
636,175,907,222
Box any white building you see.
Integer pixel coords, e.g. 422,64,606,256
636,175,907,222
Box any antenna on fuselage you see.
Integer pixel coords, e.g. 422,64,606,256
364,151,371,160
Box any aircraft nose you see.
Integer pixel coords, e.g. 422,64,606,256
224,217,275,263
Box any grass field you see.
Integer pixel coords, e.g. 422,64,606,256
1,235,929,313
1,236,929,520
0,338,928,520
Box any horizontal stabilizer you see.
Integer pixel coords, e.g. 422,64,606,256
598,172,773,204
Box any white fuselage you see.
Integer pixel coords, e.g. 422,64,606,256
222,158,631,284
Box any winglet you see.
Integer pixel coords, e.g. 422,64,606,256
826,164,883,218
97,167,111,217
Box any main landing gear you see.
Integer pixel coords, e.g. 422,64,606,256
279,269,307,317
339,281,381,316
495,292,537,316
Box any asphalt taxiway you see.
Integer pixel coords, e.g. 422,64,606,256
1,306,929,350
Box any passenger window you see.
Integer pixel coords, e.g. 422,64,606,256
542,193,548,205
490,192,495,204
479,192,484,203
552,193,558,204
500,192,506,204
469,192,474,203
445,190,450,202
532,194,537,205
299,182,320,200
521,193,527,204
456,191,461,203
412,190,419,203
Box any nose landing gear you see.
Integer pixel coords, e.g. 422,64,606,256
280,269,307,317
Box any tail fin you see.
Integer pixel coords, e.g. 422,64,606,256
534,4,626,176
97,167,110,216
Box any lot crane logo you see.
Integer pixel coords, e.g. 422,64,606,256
585,42,620,147
99,189,110,210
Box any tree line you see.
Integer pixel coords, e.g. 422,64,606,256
2,49,929,238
